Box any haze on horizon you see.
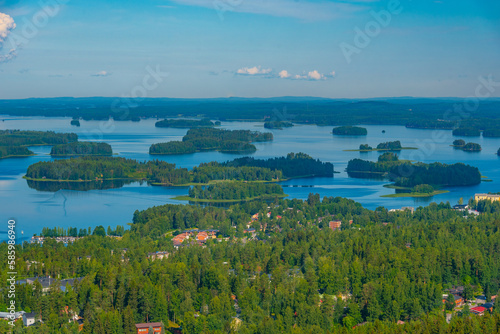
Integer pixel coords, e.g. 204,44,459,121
0,0,499,99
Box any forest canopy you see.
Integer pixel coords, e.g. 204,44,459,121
150,128,273,155
332,126,367,136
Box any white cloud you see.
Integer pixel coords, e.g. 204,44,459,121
169,0,367,21
236,66,272,76
92,70,112,77
0,12,16,63
278,70,290,78
307,70,324,80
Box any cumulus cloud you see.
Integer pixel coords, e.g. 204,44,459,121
236,66,272,76
234,66,335,81
0,12,16,63
278,70,290,78
92,70,112,77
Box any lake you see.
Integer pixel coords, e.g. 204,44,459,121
1,116,499,242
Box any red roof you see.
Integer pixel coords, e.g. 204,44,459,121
136,322,163,329
471,306,486,313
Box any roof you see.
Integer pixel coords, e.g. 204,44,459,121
471,306,486,313
135,322,163,329
0,311,25,319
483,303,494,308
23,312,36,319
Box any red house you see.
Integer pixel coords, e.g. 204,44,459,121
471,306,486,316
329,221,342,231
136,322,164,333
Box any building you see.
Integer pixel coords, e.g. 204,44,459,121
135,322,164,333
452,294,464,307
475,193,500,202
482,303,494,312
0,311,25,321
453,204,468,211
329,221,342,231
147,251,170,261
470,306,486,316
22,312,36,327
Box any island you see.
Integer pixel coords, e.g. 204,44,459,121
462,142,482,152
50,142,113,156
381,184,449,198
345,141,417,152
0,130,78,159
24,153,333,191
332,126,367,136
452,127,481,137
264,121,294,129
70,119,81,126
0,146,33,159
149,128,273,155
498,147,500,156
452,139,465,147
347,154,481,196
173,181,287,203
155,118,215,128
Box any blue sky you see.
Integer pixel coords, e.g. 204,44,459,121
0,0,499,99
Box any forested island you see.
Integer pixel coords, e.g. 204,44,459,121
24,153,333,191
4,195,500,333
70,119,80,126
0,130,78,159
150,128,273,155
452,139,465,147
264,121,294,129
347,154,481,194
50,142,113,156
452,127,481,137
155,118,215,128
498,147,500,156
462,142,482,152
332,126,367,136
347,141,417,152
220,152,335,178
175,181,286,202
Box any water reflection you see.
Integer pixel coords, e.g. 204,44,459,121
27,179,136,192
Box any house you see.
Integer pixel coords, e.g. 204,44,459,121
452,294,464,307
471,306,486,316
135,322,164,333
17,276,83,293
475,193,500,202
0,311,25,321
482,303,494,312
329,221,342,231
453,204,468,211
22,312,36,327
77,318,84,331
148,251,170,261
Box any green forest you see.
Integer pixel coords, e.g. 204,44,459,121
50,142,113,156
376,141,402,150
264,121,294,129
156,119,216,128
24,154,331,191
332,126,367,136
347,156,481,188
2,197,500,333
221,153,334,178
452,127,481,137
0,130,78,159
461,143,482,152
150,128,273,155
185,182,285,201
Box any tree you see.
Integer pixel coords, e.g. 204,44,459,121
92,226,106,237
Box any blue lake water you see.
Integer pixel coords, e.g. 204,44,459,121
1,116,499,242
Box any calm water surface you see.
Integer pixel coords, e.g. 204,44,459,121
1,116,499,242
